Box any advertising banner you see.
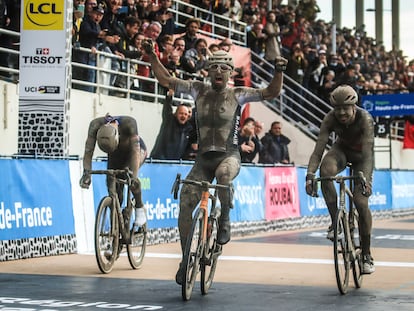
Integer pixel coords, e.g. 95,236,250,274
369,170,392,211
90,162,193,229
19,0,67,100
231,166,265,221
0,159,75,240
391,170,414,209
362,93,414,117
264,166,300,220
297,167,329,217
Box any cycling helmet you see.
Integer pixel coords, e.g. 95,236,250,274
329,85,358,106
206,50,234,70
97,123,119,153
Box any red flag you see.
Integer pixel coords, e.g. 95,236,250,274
403,120,414,149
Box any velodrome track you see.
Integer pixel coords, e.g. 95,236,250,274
0,216,413,310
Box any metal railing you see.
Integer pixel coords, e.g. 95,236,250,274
170,0,247,46
0,25,406,143
249,51,406,143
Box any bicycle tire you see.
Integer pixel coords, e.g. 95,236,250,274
182,208,205,301
94,196,120,274
350,208,363,288
201,215,221,295
127,208,147,270
334,208,350,294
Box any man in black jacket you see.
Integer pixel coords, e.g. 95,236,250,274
259,121,291,164
150,94,194,160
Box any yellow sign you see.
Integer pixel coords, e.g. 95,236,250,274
23,0,64,30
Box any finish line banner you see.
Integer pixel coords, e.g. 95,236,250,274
362,93,414,117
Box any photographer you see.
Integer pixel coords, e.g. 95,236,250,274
182,38,208,79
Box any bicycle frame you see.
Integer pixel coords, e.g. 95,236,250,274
89,168,147,273
313,170,366,294
171,173,231,301
90,169,133,241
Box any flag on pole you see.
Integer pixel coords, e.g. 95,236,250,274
403,120,414,149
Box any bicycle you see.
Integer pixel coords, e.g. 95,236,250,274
171,173,233,301
88,168,147,274
312,168,367,294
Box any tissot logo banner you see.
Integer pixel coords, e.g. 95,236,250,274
19,1,68,101
23,0,64,30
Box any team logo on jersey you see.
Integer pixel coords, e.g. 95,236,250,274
23,0,64,30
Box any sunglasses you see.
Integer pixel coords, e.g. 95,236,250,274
208,64,232,71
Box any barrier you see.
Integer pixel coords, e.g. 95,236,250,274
1,158,413,261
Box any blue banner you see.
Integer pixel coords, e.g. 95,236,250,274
231,166,265,221
297,167,329,217
91,161,192,229
369,170,392,211
0,159,75,240
362,93,414,116
391,170,414,209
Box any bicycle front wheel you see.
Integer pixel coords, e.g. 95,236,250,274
334,208,350,294
350,208,363,288
201,215,221,295
95,196,120,274
182,208,205,301
127,206,147,269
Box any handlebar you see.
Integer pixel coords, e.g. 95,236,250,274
171,173,233,200
87,168,134,185
311,171,367,197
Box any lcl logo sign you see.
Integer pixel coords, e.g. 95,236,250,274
23,0,64,30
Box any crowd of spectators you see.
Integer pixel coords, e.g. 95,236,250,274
2,0,414,97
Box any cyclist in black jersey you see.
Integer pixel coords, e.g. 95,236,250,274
79,114,147,223
141,38,288,284
305,85,375,274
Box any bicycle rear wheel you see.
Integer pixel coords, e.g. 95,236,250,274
182,208,205,301
334,208,350,294
201,215,221,295
95,196,119,274
127,205,147,269
350,208,363,288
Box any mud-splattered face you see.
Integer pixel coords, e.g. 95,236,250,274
208,64,233,91
334,104,356,125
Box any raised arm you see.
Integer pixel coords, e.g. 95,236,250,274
141,39,175,89
262,56,288,100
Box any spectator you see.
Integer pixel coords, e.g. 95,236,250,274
158,34,174,65
137,21,162,98
218,37,233,53
149,0,176,40
263,10,282,76
112,15,142,90
247,21,265,84
173,36,186,57
76,4,109,92
259,121,291,165
180,17,200,52
308,49,328,92
285,43,308,120
182,38,209,78
136,0,153,24
150,93,194,160
238,117,262,163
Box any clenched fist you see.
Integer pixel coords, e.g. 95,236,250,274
275,56,288,72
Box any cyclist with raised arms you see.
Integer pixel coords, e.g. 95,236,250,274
79,113,147,226
141,39,288,284
305,85,375,274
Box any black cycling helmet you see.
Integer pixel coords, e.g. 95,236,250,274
97,123,119,154
206,50,234,70
329,85,358,106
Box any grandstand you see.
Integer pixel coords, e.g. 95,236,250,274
0,0,413,168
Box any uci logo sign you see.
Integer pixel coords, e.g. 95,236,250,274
23,0,64,30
